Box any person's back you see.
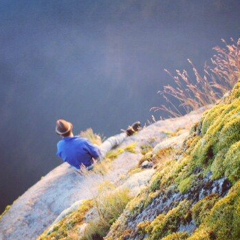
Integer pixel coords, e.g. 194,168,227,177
57,136,101,170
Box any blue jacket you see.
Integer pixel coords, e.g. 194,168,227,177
56,137,101,170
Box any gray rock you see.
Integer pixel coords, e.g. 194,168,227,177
0,108,206,240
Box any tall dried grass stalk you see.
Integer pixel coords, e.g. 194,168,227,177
79,128,104,146
151,38,240,118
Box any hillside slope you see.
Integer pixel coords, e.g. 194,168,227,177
0,106,206,240
105,81,240,240
38,81,240,240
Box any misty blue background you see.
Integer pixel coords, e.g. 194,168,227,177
1,0,240,213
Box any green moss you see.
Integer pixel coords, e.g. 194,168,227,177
140,144,153,155
81,183,132,240
105,143,137,161
191,97,240,180
223,141,240,183
124,143,138,154
201,105,227,134
39,200,94,240
135,147,178,194
138,151,153,167
0,205,11,223
137,221,151,235
104,215,130,240
190,181,240,240
216,115,240,150
192,194,220,226
150,172,162,192
210,151,225,180
127,189,150,215
105,81,240,240
178,175,196,194
106,148,125,160
176,155,197,179
126,185,161,220
148,154,195,196
146,200,192,240
162,232,189,240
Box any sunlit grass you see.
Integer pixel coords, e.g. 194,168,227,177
152,38,240,118
79,128,104,146
81,182,132,240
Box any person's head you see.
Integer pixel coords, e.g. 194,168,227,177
55,119,74,137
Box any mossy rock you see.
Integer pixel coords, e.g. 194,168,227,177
223,141,240,183
178,175,196,194
210,151,226,180
124,143,138,154
189,181,240,240
201,104,227,134
191,90,240,181
161,232,189,240
146,200,192,240
39,200,94,240
192,194,220,226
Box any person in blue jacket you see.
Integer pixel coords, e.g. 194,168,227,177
56,119,141,172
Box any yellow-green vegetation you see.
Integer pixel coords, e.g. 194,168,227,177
145,200,192,240
126,147,177,214
39,80,240,239
189,181,240,240
89,143,138,176
152,82,240,195
105,143,137,161
105,148,125,161
124,143,138,154
102,45,240,239
81,182,132,240
39,183,132,240
192,194,220,226
140,144,153,155
161,232,189,240
192,83,240,182
152,153,192,191
39,200,94,240
138,150,153,167
223,141,240,183
178,175,196,194
121,146,187,218
156,146,176,164
89,148,125,176
105,80,240,240
0,205,11,223
127,188,153,217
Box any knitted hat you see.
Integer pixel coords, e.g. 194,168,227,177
55,119,73,135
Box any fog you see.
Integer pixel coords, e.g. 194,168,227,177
0,0,240,213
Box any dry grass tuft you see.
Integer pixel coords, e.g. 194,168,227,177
81,182,132,240
79,128,104,146
151,38,240,118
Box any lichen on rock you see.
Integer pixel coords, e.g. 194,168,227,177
105,81,240,240
1,81,240,240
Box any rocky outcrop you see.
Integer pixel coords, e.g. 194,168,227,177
115,174,232,240
0,107,205,240
3,78,240,240
2,80,240,240
106,82,240,240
